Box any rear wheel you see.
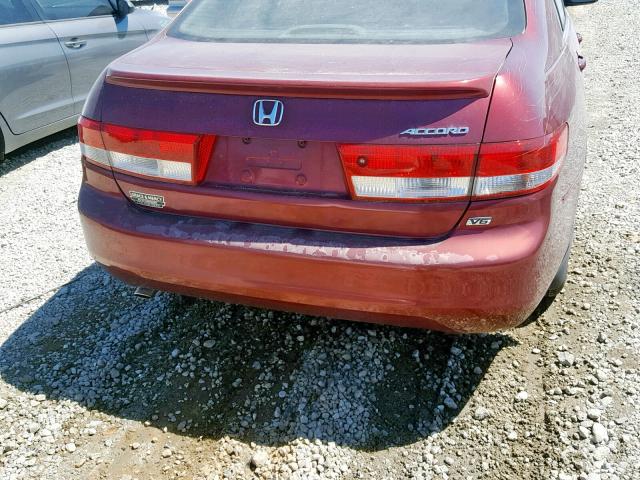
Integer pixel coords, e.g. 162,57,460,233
546,243,571,298
0,129,5,164
518,242,572,328
176,294,198,307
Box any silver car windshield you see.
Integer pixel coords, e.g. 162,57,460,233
169,0,526,44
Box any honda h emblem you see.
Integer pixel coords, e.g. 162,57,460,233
253,99,284,126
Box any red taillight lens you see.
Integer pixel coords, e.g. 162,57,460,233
337,126,568,202
78,117,215,185
473,125,569,199
338,144,477,201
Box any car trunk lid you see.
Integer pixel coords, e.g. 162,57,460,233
101,37,512,238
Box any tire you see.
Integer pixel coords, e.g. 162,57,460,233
546,243,571,298
0,129,5,164
518,242,572,328
176,294,198,307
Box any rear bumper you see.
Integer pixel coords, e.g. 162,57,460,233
78,178,566,333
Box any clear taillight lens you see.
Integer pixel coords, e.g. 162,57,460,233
78,117,215,185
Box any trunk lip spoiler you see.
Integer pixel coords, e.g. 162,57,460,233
105,72,490,100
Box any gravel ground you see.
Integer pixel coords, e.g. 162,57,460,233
0,2,639,479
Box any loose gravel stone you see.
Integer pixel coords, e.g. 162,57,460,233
592,423,609,444
250,450,270,468
473,407,491,421
557,351,576,367
587,409,602,421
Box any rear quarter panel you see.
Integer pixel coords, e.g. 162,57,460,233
483,0,587,297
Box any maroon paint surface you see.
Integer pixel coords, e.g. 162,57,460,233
78,0,587,331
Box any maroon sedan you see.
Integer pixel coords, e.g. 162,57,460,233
78,0,589,333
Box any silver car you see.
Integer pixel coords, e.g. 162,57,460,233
0,0,169,162
167,0,187,18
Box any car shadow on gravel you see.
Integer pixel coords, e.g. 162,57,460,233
0,128,77,177
0,264,517,451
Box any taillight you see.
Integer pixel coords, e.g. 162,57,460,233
338,144,477,201
473,125,569,199
78,117,215,185
337,125,568,202
78,117,110,167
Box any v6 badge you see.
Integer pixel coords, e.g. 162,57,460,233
466,217,492,226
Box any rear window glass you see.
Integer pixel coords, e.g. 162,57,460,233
169,0,526,44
